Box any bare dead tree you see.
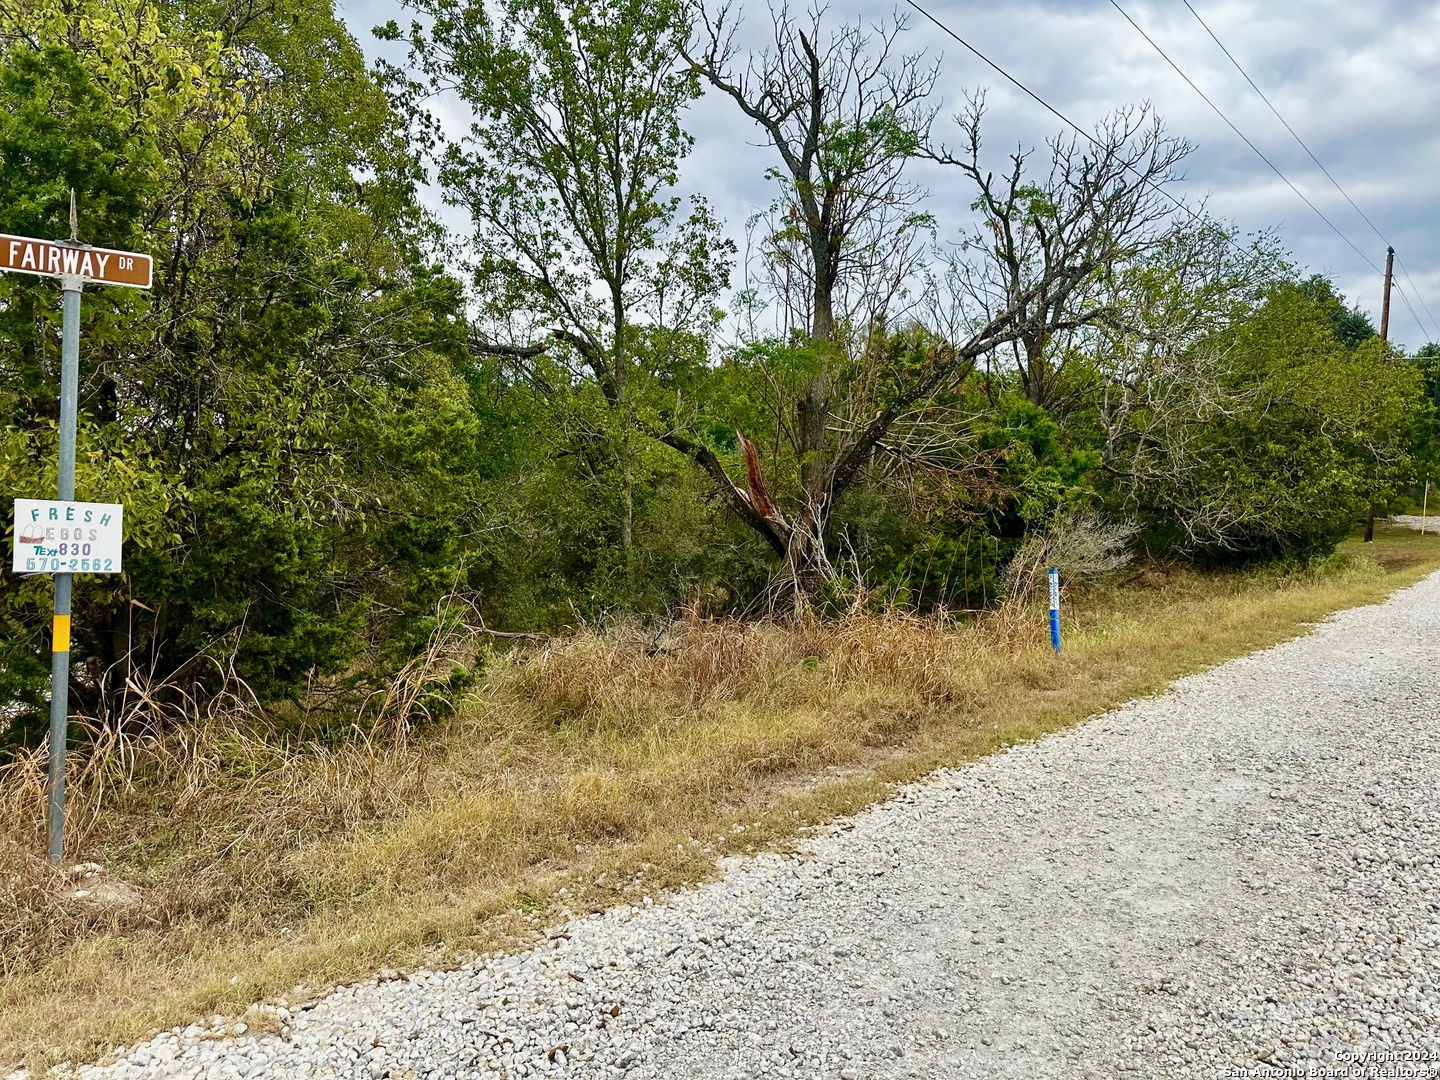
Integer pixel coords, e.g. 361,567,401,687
931,95,1192,413
685,4,937,345
674,4,939,598
667,23,1196,604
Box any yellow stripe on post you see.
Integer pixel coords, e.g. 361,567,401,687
52,614,71,653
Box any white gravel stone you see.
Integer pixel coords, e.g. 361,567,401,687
27,571,1440,1079
1390,514,1437,533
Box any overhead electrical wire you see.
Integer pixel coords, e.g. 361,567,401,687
1393,253,1440,341
1110,0,1433,342
899,0,1254,263
1179,2,1385,242
1109,1,1375,273
1390,279,1430,345
901,0,1433,344
1180,0,1440,342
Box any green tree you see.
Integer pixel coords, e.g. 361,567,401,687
387,0,731,562
0,0,480,736
1104,279,1428,558
1297,274,1377,348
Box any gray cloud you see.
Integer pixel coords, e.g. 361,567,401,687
337,0,1440,347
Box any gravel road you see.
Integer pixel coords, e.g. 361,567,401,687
1393,515,1435,534
65,571,1440,1079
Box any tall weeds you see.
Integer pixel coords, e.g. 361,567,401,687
507,606,1043,731
0,603,1041,973
0,595,486,976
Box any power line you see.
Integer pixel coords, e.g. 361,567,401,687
1109,1,1381,275
1394,253,1440,342
1113,0,1432,343
1114,0,1433,341
902,0,1430,344
1178,1,1386,242
1180,0,1440,342
1391,276,1434,346
899,0,1254,264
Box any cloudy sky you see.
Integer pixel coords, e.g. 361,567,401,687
337,0,1440,350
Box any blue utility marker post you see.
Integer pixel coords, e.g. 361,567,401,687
1048,568,1061,654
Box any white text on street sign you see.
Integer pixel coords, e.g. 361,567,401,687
0,233,152,289
12,499,123,574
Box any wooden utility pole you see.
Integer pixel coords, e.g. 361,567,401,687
1365,247,1396,543
1381,245,1395,343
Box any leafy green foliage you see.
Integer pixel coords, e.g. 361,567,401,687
1107,280,1430,559
1297,274,1378,348
0,0,485,737
833,395,1101,611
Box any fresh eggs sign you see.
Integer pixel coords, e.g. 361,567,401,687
12,499,123,574
0,233,152,289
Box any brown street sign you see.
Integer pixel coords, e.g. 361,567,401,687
0,232,152,289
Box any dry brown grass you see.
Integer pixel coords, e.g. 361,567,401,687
2,526,1438,1069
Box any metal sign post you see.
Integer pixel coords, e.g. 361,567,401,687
2,195,151,863
47,275,80,862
